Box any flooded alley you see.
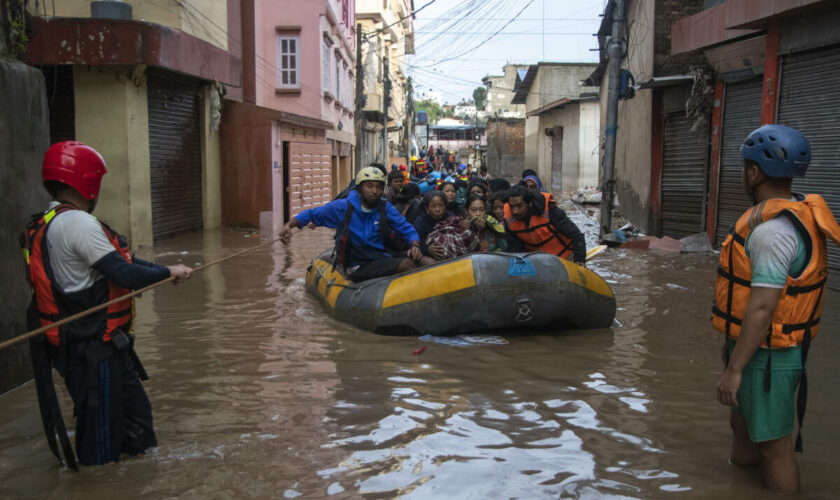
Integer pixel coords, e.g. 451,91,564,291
1,204,839,499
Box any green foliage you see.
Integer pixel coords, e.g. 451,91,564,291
472,86,487,111
8,18,28,57
415,99,452,124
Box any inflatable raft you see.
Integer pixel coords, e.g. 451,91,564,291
305,251,616,335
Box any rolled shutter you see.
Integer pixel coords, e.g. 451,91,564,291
147,69,203,240
715,78,763,245
661,111,709,239
778,44,840,286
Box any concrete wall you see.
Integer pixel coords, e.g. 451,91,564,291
44,0,229,51
0,61,51,393
201,85,223,231
220,101,272,228
578,101,601,189
484,65,529,118
73,66,154,247
486,119,526,179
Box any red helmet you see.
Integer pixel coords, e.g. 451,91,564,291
42,141,107,200
399,164,407,171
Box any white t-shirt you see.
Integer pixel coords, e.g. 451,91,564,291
745,211,806,289
44,202,118,294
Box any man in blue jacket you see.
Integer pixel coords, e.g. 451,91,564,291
279,167,434,281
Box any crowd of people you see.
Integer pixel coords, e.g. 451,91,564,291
279,151,586,282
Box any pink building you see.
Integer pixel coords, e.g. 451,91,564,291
222,0,356,230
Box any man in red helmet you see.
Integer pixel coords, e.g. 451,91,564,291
21,141,192,468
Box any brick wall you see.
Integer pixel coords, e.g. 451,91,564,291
289,141,333,214
486,118,525,179
654,0,707,76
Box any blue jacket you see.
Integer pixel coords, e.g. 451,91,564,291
295,190,420,264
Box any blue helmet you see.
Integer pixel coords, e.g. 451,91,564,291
740,124,810,177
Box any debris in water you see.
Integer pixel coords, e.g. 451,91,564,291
413,346,426,356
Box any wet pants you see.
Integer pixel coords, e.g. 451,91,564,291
64,339,157,466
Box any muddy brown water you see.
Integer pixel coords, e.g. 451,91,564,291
1,209,839,499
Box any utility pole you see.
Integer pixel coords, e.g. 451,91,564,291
599,0,625,237
354,24,364,173
382,54,391,165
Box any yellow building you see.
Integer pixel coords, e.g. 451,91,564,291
24,1,236,246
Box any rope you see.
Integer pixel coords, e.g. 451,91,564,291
0,237,282,352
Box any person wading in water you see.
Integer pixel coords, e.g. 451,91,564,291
713,125,840,495
22,141,192,468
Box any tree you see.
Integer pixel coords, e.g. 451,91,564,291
473,86,487,111
415,99,451,124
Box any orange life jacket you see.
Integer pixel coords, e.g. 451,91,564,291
504,192,574,259
713,194,840,348
401,170,410,183
21,203,135,346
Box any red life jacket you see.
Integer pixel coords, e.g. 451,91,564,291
21,204,134,346
504,192,574,259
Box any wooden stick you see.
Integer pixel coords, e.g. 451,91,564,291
0,237,282,352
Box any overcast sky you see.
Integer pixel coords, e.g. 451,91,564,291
408,0,607,104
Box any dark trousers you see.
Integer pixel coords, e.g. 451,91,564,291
64,340,157,466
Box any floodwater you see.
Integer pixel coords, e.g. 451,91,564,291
1,205,839,499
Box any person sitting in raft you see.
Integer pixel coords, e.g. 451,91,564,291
462,194,516,253
487,177,511,196
504,185,586,266
438,181,465,217
385,170,405,204
394,182,422,225
467,179,488,198
488,191,508,224
523,174,544,193
279,167,434,281
413,190,453,260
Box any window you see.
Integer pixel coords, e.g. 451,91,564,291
276,34,300,89
322,39,331,92
335,55,341,100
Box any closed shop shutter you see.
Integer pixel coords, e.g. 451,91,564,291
778,44,840,286
715,78,763,245
147,69,203,240
661,111,709,239
288,141,333,215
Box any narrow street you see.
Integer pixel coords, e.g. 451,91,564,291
1,204,838,499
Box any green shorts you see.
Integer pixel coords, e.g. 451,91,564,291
727,339,804,443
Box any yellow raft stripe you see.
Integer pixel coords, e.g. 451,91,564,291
311,259,351,308
560,258,614,298
382,259,476,308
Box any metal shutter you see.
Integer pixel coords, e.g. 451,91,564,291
778,44,840,286
715,78,763,245
147,69,203,240
661,111,709,239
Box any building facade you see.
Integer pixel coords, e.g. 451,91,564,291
221,0,356,231
671,0,840,284
23,0,238,245
356,0,415,166
587,0,707,236
512,63,600,193
483,64,529,118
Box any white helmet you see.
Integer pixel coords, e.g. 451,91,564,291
355,166,386,186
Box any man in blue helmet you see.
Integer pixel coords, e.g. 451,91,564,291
713,125,840,494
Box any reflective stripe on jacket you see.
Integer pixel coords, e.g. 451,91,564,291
713,194,840,348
